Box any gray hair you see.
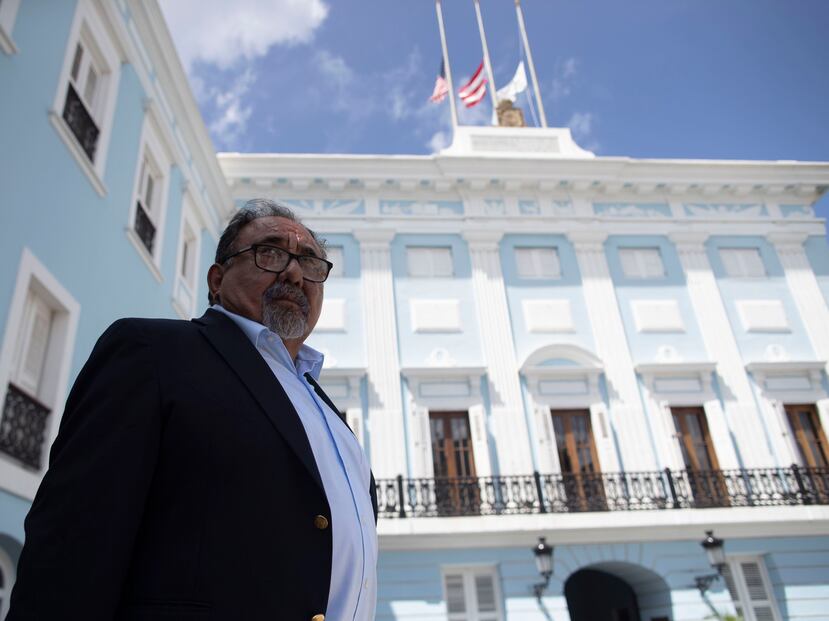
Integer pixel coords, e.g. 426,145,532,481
208,198,325,305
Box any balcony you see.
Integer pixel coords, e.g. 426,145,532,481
0,383,50,469
376,467,829,518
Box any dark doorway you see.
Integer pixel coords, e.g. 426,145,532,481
565,568,641,621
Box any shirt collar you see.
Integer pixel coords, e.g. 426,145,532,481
210,305,324,379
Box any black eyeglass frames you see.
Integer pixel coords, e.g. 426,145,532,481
223,244,333,283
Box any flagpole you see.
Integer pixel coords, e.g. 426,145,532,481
515,0,548,127
435,0,459,129
472,0,499,116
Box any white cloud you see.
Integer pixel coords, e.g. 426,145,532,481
159,0,329,71
550,56,579,101
567,111,600,152
209,69,256,149
427,131,450,153
562,57,578,79
316,50,355,89
567,111,593,139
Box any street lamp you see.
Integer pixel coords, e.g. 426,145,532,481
532,537,554,600
695,530,726,595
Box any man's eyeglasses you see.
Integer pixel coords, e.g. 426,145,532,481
223,244,333,283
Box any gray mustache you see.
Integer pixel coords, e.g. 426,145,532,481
263,282,310,314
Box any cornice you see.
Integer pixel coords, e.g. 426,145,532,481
766,231,811,248
219,152,829,205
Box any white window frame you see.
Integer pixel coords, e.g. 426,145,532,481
0,0,21,54
0,249,80,500
326,246,345,278
172,196,202,319
719,247,766,278
407,246,454,278
619,247,665,279
49,0,121,196
441,565,504,621
723,555,782,621
127,112,171,281
0,545,14,620
514,246,561,279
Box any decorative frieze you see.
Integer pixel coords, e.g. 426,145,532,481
593,203,672,218
683,203,769,217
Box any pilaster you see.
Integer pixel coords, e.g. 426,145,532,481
354,228,406,477
768,232,829,368
463,230,533,474
768,232,829,439
670,232,776,468
569,231,658,471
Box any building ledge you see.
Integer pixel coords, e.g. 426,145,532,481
378,504,829,549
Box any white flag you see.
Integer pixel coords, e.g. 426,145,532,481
495,61,528,103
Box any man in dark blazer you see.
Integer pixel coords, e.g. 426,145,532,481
8,200,378,621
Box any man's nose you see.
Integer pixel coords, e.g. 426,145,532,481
277,255,304,286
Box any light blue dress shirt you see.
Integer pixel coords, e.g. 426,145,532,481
212,305,377,621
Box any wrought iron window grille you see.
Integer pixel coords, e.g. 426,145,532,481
0,383,50,470
62,83,100,162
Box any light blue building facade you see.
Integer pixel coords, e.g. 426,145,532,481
0,2,230,615
3,2,829,620
221,140,829,621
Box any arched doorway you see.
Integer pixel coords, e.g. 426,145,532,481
565,568,641,621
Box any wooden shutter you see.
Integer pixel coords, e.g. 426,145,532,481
724,557,781,621
12,292,53,398
445,573,467,620
474,572,499,621
443,569,503,621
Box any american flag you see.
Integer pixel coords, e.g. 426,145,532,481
430,60,449,103
458,61,487,108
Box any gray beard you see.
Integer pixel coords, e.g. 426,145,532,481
261,282,310,340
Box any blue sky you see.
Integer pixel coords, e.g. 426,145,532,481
159,0,829,220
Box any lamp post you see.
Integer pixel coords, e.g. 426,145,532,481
532,537,554,600
694,530,726,595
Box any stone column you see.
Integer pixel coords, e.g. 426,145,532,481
670,232,775,468
354,229,406,478
463,230,533,474
570,231,657,472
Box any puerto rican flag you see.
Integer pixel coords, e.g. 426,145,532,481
458,61,487,108
430,60,449,103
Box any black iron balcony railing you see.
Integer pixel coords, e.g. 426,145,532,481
376,467,829,518
0,383,50,469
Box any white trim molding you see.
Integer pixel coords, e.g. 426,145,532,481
318,367,365,410
634,361,736,470
401,366,486,409
0,0,21,54
0,248,80,500
401,367,490,479
50,0,122,195
746,360,826,398
636,362,717,402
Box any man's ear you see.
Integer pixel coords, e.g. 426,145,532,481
207,263,224,304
